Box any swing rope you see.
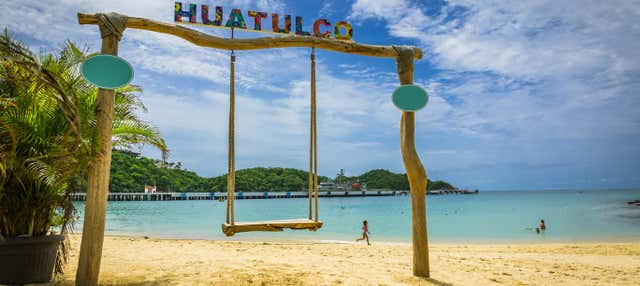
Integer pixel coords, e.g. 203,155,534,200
308,47,318,221
312,48,319,222
226,28,236,225
225,42,320,228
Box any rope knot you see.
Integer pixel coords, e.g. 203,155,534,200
97,12,127,40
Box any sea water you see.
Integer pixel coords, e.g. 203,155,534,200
74,189,640,243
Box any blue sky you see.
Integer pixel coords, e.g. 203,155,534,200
2,0,639,190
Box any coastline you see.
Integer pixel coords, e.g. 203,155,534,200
98,231,640,245
55,235,640,285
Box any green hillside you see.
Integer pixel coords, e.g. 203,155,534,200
110,150,329,193
349,169,455,191
108,150,454,193
207,168,330,193
110,150,208,192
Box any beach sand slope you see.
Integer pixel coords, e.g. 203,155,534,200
53,236,640,285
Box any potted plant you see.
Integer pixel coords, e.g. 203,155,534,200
0,31,167,284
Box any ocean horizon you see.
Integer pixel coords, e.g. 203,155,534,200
72,189,640,243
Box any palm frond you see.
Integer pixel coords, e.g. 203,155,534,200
1,29,168,276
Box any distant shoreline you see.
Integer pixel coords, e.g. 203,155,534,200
70,233,640,244
69,232,640,245
70,189,479,202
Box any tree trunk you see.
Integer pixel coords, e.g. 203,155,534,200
75,13,124,286
395,47,430,277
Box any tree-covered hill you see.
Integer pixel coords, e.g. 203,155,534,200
110,150,208,192
108,150,454,193
353,169,455,191
110,150,329,193
207,168,330,193
357,169,410,189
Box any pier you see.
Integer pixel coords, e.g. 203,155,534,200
70,189,477,201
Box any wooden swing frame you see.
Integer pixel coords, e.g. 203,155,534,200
75,12,430,286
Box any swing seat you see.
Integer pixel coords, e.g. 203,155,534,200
222,219,323,237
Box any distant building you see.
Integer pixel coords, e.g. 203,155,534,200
113,148,140,157
318,182,336,191
144,185,157,193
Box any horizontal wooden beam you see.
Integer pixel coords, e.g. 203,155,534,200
77,13,423,60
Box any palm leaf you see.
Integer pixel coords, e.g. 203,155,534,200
1,30,168,276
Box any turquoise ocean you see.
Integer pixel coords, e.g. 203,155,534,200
74,189,640,243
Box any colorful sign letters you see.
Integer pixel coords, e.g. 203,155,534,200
174,2,354,41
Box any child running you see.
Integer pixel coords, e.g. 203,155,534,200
355,220,371,245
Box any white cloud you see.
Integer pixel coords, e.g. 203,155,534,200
351,0,640,82
348,0,640,139
138,65,408,176
1,0,296,89
349,0,409,20
346,0,640,189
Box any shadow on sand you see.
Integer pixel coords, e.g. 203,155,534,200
420,277,453,286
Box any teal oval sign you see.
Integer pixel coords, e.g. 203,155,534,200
81,55,133,89
392,84,428,111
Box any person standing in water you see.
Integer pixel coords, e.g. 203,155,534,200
356,220,371,245
531,219,546,234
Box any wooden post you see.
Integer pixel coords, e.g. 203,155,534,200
395,47,430,277
76,13,125,286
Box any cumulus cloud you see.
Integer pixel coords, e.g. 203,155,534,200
138,62,407,176
350,0,640,137
349,0,640,188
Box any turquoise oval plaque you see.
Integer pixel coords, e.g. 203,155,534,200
392,84,428,111
81,55,133,89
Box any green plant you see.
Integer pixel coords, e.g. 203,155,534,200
0,30,167,275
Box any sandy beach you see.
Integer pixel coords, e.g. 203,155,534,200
52,235,639,285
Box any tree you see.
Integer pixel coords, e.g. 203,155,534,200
0,30,167,274
338,169,453,191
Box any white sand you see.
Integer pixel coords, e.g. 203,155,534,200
54,235,640,285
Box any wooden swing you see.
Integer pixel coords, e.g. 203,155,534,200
221,32,322,236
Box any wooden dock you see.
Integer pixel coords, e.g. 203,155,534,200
70,189,477,202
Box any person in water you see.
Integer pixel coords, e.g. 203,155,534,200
356,220,371,245
540,219,546,231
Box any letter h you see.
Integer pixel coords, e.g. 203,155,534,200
175,2,196,23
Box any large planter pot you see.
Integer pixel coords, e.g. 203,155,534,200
0,234,64,284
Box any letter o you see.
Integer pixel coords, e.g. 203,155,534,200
333,21,353,41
